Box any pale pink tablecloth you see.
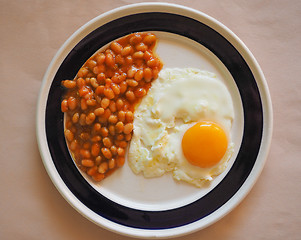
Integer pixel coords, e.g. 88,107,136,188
1,1,300,239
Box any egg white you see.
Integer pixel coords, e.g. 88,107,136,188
128,68,234,187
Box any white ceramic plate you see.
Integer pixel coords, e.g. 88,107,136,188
36,3,273,239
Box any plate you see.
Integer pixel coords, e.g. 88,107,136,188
36,3,273,239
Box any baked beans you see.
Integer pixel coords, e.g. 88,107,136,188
61,32,163,181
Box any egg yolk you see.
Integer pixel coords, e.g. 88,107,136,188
182,121,228,168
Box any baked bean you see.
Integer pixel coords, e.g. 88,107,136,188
76,77,84,88
123,123,133,134
152,67,159,79
118,140,127,148
134,88,146,98
95,85,104,95
80,132,90,141
80,149,91,159
125,133,132,141
94,123,102,133
143,34,156,45
86,99,96,106
63,80,77,89
102,137,112,148
101,127,109,137
98,162,108,174
97,64,106,74
108,158,115,169
105,78,112,86
81,159,94,167
94,107,104,116
78,86,89,97
87,166,98,176
65,129,74,142
91,143,100,157
111,83,120,95
104,87,115,99
127,67,137,78
111,74,118,83
125,90,135,102
110,41,123,54
116,98,124,110
108,125,115,136
115,121,124,133
105,53,115,68
121,46,133,56
70,140,78,151
116,156,125,167
119,81,127,94
92,65,101,75
123,101,130,111
79,113,86,126
101,97,110,109
91,135,101,142
117,147,125,157
130,34,142,45
108,115,118,124
61,99,68,112
109,101,117,113
126,79,138,87
133,51,144,59
143,51,152,61
105,49,114,55
65,120,72,129
90,77,99,88
95,156,102,165
72,113,79,123
110,145,117,155
125,111,134,122
147,58,159,68
96,53,105,64
80,99,87,111
84,92,93,100
92,173,105,181
118,111,126,122
125,56,133,65
92,122,101,132
115,54,125,66
95,95,102,104
118,73,127,82
97,73,106,84
77,68,88,78
134,70,144,81
101,148,112,159
135,42,148,52
86,112,96,125
103,108,111,119
87,59,97,70
85,77,91,85
116,134,124,141
143,67,152,82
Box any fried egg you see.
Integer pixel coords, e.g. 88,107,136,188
128,68,234,187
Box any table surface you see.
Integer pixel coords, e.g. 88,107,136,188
1,0,300,239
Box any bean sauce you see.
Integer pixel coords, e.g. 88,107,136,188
61,32,163,181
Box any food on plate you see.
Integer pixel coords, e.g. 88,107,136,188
128,68,234,187
61,32,163,181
